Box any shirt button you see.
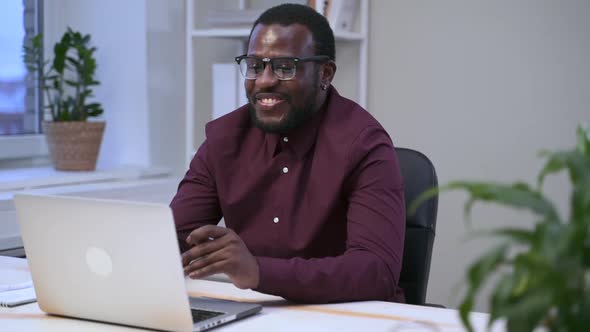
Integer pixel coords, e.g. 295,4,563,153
282,137,289,142
282,167,289,174
273,217,279,223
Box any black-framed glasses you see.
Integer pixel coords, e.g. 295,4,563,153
235,55,330,81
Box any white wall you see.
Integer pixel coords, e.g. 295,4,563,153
369,0,590,310
45,0,151,168
146,0,187,175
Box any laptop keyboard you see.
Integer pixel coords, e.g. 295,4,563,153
191,308,224,322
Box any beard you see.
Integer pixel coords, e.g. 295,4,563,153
249,71,322,133
248,95,318,133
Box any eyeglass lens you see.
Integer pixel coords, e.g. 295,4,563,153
239,58,297,80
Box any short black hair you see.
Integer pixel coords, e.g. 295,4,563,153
249,3,336,61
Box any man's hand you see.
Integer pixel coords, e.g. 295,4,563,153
181,225,259,289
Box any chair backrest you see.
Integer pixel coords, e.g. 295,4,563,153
396,147,438,305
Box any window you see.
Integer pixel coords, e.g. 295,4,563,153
0,0,45,161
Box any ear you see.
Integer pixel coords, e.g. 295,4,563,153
320,61,337,86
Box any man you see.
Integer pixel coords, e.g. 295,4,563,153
171,3,405,303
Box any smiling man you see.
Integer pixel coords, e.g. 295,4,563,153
171,3,406,303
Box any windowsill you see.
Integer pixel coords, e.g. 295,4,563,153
0,165,172,204
0,134,48,159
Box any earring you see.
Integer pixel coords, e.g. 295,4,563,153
320,84,328,91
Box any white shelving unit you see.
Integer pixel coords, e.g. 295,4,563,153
185,0,369,165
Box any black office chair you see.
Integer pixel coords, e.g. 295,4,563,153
396,147,438,306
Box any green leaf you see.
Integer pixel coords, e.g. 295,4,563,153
459,295,476,332
511,254,553,286
503,289,553,332
448,181,560,222
53,42,68,73
86,108,103,117
66,56,80,67
543,152,590,223
85,103,103,118
537,151,565,188
569,289,590,331
540,151,590,185
467,244,509,291
576,124,590,157
32,34,43,48
471,228,535,244
408,186,439,216
459,244,510,332
583,239,590,267
85,103,101,109
463,197,476,224
489,274,517,324
64,79,79,87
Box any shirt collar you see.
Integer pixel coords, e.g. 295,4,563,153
263,87,335,159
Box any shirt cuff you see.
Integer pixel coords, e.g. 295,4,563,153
254,256,290,297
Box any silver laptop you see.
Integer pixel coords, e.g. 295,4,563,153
14,193,261,332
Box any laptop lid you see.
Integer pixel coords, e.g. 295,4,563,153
14,193,211,332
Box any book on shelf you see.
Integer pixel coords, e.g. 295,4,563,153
308,0,358,33
0,256,37,307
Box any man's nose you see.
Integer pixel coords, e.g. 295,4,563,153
255,63,279,88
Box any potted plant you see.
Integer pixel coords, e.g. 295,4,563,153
24,27,105,171
413,125,590,332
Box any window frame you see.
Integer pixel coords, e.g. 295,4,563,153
0,0,47,161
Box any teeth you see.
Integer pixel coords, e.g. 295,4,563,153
260,98,280,105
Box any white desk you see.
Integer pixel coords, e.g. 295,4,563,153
0,257,503,332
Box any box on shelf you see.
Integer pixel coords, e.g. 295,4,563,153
206,9,264,28
308,0,357,32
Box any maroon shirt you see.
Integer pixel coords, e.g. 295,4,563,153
171,87,405,303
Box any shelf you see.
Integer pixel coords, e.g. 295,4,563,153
191,28,365,41
333,30,365,41
191,28,250,38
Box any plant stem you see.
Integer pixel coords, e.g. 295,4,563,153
43,87,54,121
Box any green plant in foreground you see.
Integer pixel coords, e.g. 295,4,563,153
412,125,590,332
23,27,103,121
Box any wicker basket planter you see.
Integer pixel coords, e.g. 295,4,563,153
42,121,106,171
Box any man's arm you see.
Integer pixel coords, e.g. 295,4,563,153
254,126,405,303
170,140,222,252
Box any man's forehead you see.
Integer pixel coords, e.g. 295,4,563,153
248,23,314,54
256,25,280,45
